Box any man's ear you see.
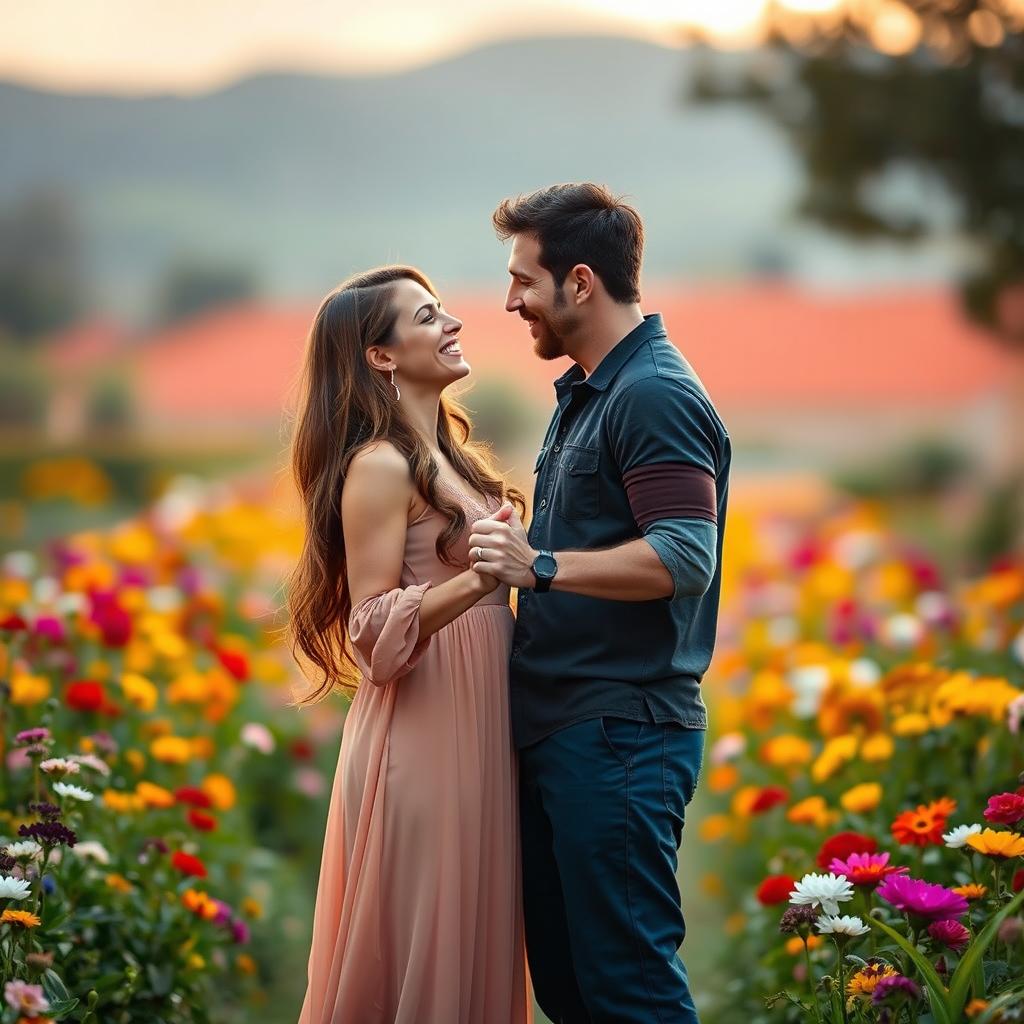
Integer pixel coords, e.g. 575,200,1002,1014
569,264,595,305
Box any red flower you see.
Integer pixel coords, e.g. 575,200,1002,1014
290,738,314,761
175,787,213,809
0,613,28,631
1013,869,1024,894
984,792,1024,826
816,831,877,869
171,850,208,878
750,786,788,814
90,594,132,648
215,648,249,682
756,874,795,906
187,809,217,832
65,680,106,713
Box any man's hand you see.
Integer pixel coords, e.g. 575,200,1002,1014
468,502,538,590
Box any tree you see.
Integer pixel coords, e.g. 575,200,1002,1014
688,1,1024,344
153,258,258,326
0,189,85,341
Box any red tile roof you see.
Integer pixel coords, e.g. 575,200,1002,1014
127,283,1018,425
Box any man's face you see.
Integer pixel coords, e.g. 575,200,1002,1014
504,233,580,361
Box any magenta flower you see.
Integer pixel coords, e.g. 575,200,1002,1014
32,615,65,643
872,974,921,1006
829,851,909,888
928,919,970,950
984,792,1024,826
13,728,51,747
877,875,968,922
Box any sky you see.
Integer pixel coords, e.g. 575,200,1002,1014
0,0,840,94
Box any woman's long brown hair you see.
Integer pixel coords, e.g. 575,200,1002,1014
288,266,526,704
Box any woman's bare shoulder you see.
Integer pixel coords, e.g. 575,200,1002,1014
344,441,413,513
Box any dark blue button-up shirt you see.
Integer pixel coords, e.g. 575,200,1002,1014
510,314,731,749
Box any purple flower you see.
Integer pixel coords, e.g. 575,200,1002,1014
877,875,968,922
231,918,251,944
13,728,51,747
872,974,921,1006
928,919,970,950
28,802,61,820
213,900,233,927
18,821,77,848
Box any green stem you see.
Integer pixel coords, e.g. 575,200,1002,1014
803,935,822,1024
835,939,849,1024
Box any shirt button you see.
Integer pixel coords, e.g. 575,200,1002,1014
553,444,561,453
540,498,547,508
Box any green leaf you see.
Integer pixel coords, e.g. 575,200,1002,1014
41,969,72,1004
948,884,1024,1020
868,916,952,1024
45,996,80,1020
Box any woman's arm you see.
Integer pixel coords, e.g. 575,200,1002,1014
343,441,497,644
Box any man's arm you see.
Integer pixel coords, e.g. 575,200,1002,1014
469,377,722,602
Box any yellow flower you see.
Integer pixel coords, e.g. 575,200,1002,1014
966,829,1024,859
892,713,931,737
760,734,814,768
1,909,41,928
745,670,793,731
241,897,264,920
152,630,188,661
108,523,158,565
731,786,761,817
123,749,146,774
818,686,885,738
105,873,133,893
190,737,215,760
150,736,192,764
952,884,988,901
724,912,746,936
787,796,834,829
9,670,51,706
103,789,147,813
860,733,894,762
120,672,158,713
236,953,258,976
707,764,739,793
700,873,725,898
186,953,206,971
811,734,859,783
785,934,824,955
201,773,236,811
167,671,209,705
847,962,899,1000
135,781,175,809
840,783,883,814
699,814,732,843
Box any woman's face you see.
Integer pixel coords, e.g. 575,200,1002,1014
370,278,468,390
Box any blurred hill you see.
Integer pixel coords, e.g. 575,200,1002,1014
0,35,963,317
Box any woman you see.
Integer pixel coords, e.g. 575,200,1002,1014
289,266,532,1023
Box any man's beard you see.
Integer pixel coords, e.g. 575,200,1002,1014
532,288,577,361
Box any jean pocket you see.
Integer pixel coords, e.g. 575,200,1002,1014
555,445,600,520
599,716,645,768
662,726,705,826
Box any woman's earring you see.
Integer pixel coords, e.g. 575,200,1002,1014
390,368,401,401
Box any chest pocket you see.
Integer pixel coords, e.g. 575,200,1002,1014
556,444,600,520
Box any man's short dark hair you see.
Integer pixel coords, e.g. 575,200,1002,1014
492,183,644,304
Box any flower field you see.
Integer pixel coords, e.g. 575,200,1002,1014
700,503,1024,1022
1,471,1022,1023
0,480,340,1023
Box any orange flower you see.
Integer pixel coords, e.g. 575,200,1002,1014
1,909,41,928
891,805,947,847
952,883,988,901
182,888,219,921
966,829,1024,859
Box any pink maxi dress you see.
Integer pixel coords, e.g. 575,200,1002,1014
299,483,532,1024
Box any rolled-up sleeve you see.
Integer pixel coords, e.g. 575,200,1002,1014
348,581,433,686
607,376,722,601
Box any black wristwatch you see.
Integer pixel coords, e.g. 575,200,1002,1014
531,549,558,593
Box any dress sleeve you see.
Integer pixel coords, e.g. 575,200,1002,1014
348,581,433,686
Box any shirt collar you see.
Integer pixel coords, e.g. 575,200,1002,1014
553,313,666,398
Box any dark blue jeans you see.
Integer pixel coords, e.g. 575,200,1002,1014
519,716,705,1024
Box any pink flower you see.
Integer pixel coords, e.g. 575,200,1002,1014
829,851,909,888
4,979,49,1015
877,875,968,922
984,792,1024,826
928,919,970,950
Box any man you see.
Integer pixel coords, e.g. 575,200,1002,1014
468,182,730,1023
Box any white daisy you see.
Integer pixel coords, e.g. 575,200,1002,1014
816,914,871,938
52,782,94,802
71,841,111,865
67,753,111,777
943,823,983,849
0,875,32,900
39,758,81,777
4,841,42,861
789,872,855,917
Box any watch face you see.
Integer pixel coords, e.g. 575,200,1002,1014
535,553,557,579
